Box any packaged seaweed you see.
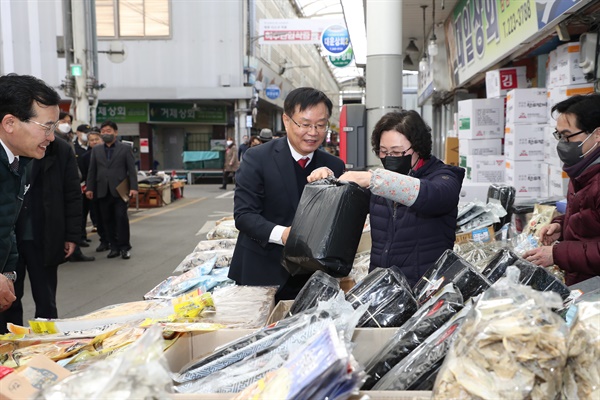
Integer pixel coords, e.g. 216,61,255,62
433,266,568,400
361,284,464,389
288,270,341,316
282,178,369,278
372,301,474,390
345,267,418,328
481,249,521,283
487,184,516,230
413,250,491,306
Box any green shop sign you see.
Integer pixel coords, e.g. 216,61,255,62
149,103,227,123
96,102,148,123
329,47,353,68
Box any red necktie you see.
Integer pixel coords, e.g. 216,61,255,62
297,157,309,168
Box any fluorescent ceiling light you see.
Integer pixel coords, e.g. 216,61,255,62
341,0,366,65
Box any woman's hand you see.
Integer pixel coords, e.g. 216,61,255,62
338,171,372,188
307,167,334,183
538,222,561,245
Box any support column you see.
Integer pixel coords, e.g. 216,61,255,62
70,0,89,123
365,0,403,167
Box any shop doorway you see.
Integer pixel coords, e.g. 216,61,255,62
162,127,185,169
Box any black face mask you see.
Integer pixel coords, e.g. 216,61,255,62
381,155,413,175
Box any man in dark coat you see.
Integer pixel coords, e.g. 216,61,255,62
229,88,345,301
2,135,82,326
0,74,60,330
85,120,138,260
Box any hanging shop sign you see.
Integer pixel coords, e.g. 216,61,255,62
265,84,281,100
329,47,354,67
96,102,148,123
321,25,350,55
258,19,344,45
148,103,227,124
448,0,583,86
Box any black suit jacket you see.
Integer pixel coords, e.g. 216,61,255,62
87,141,138,199
229,137,345,287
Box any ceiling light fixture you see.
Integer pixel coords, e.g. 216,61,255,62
419,5,429,74
428,0,438,57
406,38,419,53
403,54,414,67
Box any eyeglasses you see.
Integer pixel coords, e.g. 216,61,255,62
378,147,412,157
25,119,59,137
552,129,586,142
288,115,329,134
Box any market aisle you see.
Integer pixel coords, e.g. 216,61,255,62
19,184,235,324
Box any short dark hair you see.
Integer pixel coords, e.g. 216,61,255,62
88,131,101,138
284,87,332,118
371,110,432,159
0,73,60,122
59,111,73,121
100,120,118,131
552,93,600,133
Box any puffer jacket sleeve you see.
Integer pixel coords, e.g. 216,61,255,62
411,167,464,217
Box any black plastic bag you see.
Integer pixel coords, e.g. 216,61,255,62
345,267,418,328
282,179,369,277
482,249,527,283
288,270,341,317
413,250,491,306
361,284,464,390
486,184,515,231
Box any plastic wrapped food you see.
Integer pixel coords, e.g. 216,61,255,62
282,178,369,278
145,257,223,299
173,250,233,273
481,249,521,282
523,204,556,239
453,241,499,272
563,297,600,400
432,267,568,400
206,217,238,240
345,267,418,328
349,251,370,284
487,184,516,230
413,250,491,306
288,270,340,316
372,301,474,390
361,284,464,389
194,239,237,252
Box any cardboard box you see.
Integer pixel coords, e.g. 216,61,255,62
444,137,459,166
459,182,491,203
0,356,71,400
462,155,505,183
549,164,569,197
546,49,558,89
504,124,545,161
458,138,502,158
543,125,563,167
505,160,542,198
540,162,551,198
506,88,548,124
457,98,505,139
455,225,495,244
547,83,595,122
486,66,527,98
556,42,587,86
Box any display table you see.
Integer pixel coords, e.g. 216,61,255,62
131,183,171,208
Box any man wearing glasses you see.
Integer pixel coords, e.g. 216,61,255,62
229,87,345,301
0,74,60,330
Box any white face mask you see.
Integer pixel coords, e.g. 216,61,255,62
58,123,71,134
81,133,88,142
226,140,233,146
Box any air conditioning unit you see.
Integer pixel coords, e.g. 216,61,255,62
579,32,600,81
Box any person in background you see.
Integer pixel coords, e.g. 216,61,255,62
85,120,138,260
238,135,249,161
258,128,273,143
81,131,109,251
249,135,262,148
310,110,464,287
524,93,600,285
220,136,239,190
0,73,60,332
55,111,74,143
74,124,92,247
229,87,345,301
4,130,84,326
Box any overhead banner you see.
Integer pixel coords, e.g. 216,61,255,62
258,19,344,45
448,0,583,86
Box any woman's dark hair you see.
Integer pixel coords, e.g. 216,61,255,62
552,93,600,133
371,110,432,159
59,111,73,121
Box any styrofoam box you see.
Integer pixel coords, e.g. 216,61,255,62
556,42,587,86
486,66,527,98
458,138,502,159
543,125,563,167
165,328,432,400
547,83,596,123
546,49,558,89
549,164,569,197
463,155,505,183
457,98,505,139
504,124,545,161
506,88,548,125
505,160,542,198
459,181,491,203
540,162,551,198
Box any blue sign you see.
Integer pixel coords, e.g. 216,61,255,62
321,25,350,54
265,84,281,100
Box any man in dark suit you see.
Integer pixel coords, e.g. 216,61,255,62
229,87,345,301
85,120,138,260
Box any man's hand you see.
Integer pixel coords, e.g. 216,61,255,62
85,190,94,200
281,227,291,245
0,275,16,312
64,242,76,258
523,246,554,267
339,171,372,188
538,223,562,246
307,167,334,183
129,189,138,198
